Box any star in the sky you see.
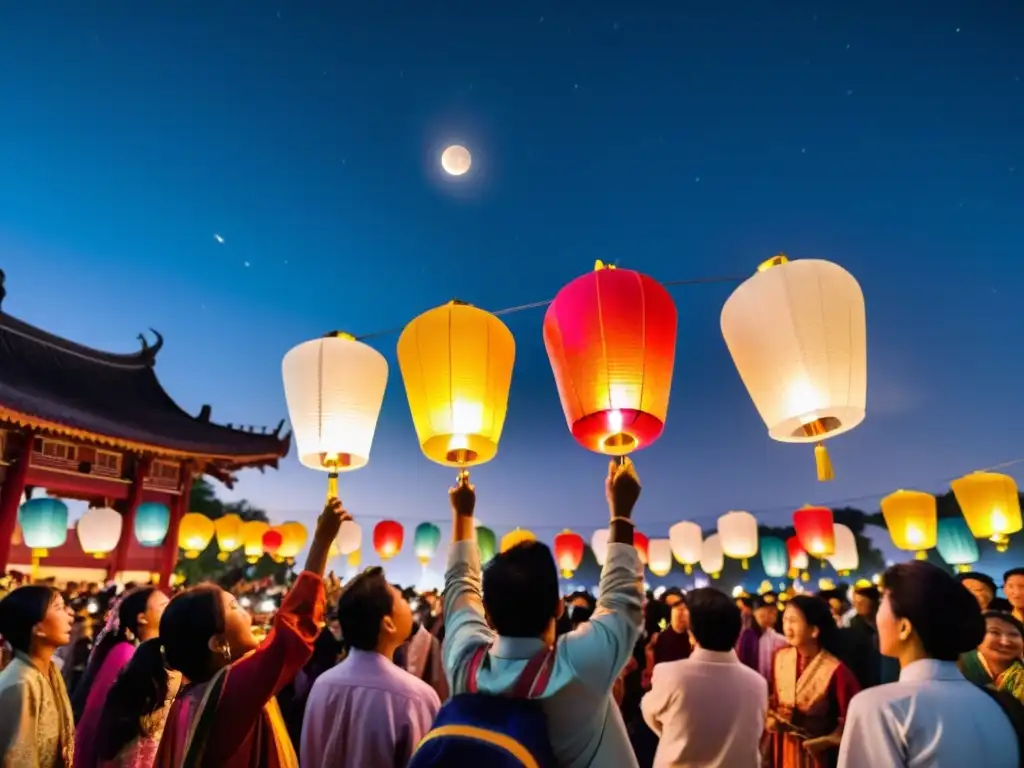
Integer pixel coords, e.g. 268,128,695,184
214,233,225,244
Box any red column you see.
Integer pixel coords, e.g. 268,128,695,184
0,431,33,575
158,464,193,593
109,455,151,581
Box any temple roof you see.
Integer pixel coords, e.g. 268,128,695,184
0,272,290,469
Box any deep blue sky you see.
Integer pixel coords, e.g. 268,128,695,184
1,2,1022,585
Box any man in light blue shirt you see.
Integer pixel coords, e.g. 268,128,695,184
442,459,645,768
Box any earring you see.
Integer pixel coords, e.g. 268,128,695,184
221,644,232,662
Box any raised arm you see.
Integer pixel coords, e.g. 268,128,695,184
561,459,644,692
442,471,494,692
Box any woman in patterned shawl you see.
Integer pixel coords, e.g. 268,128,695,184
960,610,1024,701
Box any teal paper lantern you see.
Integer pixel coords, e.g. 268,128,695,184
476,526,497,563
18,497,69,550
134,502,171,547
413,522,441,564
937,517,980,573
760,536,788,578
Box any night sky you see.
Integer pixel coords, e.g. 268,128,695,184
0,3,1021,586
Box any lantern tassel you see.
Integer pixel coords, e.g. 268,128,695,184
814,443,834,482
914,550,927,561
741,558,749,570
327,472,339,503
684,564,692,575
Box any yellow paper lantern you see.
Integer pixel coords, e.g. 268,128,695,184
501,527,537,553
648,539,673,577
828,524,859,575
214,513,244,562
241,521,269,563
668,521,702,574
77,506,123,558
721,255,866,481
178,513,215,559
951,471,1023,552
880,490,937,559
347,549,362,568
700,533,724,579
717,511,759,569
397,300,515,468
276,522,308,562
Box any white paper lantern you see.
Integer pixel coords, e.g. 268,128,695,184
77,506,123,557
669,521,703,574
648,539,673,577
717,511,759,569
282,333,389,473
828,523,859,575
336,520,362,556
590,529,610,566
700,533,724,578
721,256,866,481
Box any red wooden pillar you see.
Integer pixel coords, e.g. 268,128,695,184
109,455,151,581
158,463,193,593
0,431,33,575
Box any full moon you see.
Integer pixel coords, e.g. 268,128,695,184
440,144,472,176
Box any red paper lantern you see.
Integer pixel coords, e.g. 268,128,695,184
793,505,836,559
634,530,650,565
262,529,283,557
373,520,404,561
543,262,678,455
553,529,585,578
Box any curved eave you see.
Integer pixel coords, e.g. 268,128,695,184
0,405,290,465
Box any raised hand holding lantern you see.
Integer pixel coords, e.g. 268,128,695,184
282,331,389,502
880,490,937,560
721,254,866,481
543,261,677,460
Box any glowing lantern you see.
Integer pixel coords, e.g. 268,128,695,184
374,520,404,560
554,530,585,578
275,522,308,563
213,513,244,562
648,539,673,577
134,502,170,547
346,549,362,569
634,531,650,565
590,529,610,565
397,301,515,472
19,497,69,553
476,526,497,563
282,332,389,499
77,506,123,557
336,520,362,555
937,517,980,572
241,521,269,563
760,536,788,578
700,533,724,579
880,490,937,559
721,255,866,481
793,505,835,559
501,528,536,553
669,522,702,574
412,523,440,564
786,536,810,579
828,524,859,575
543,261,678,455
951,471,1022,552
262,528,283,558
717,511,759,569
177,513,215,559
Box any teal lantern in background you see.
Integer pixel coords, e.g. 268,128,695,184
937,518,980,573
476,526,497,563
134,502,171,547
760,536,789,579
18,497,69,552
414,522,441,565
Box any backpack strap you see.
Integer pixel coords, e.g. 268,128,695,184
465,644,555,699
980,686,1024,768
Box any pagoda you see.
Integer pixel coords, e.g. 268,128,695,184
0,270,290,587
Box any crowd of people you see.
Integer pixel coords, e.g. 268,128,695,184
1,459,1023,767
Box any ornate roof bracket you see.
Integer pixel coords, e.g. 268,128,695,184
136,329,165,366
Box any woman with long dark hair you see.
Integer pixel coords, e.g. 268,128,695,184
0,584,75,767
98,499,346,768
767,594,861,768
74,586,167,767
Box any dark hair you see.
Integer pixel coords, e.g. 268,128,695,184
687,588,742,652
853,585,881,604
958,572,997,594
982,610,1024,637
72,587,158,722
883,561,984,661
0,585,59,653
336,567,394,651
96,584,226,759
785,595,844,657
482,541,560,638
1004,568,1024,584
736,595,754,609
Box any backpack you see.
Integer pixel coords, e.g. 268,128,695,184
408,644,558,768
